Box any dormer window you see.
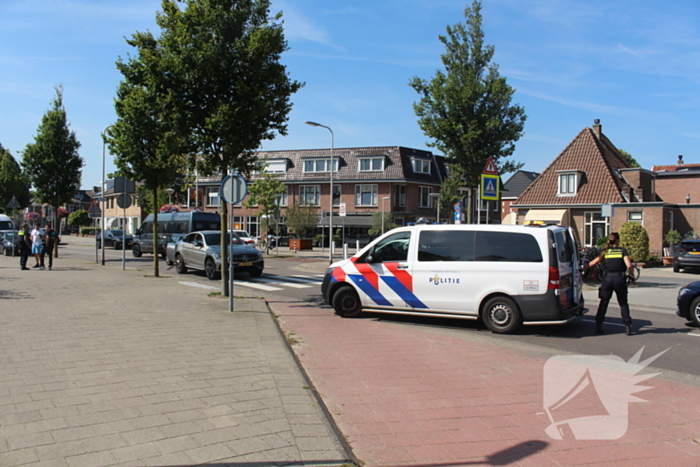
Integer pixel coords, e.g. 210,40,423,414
412,158,431,174
265,160,288,173
303,158,338,173
359,156,384,172
557,170,583,196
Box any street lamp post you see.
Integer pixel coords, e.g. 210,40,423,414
101,124,112,266
429,193,441,224
305,121,335,265
166,188,175,205
381,196,391,235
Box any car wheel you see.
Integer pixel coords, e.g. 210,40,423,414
165,257,174,266
175,254,188,274
673,262,681,273
205,258,219,280
332,285,362,318
690,296,700,327
249,268,263,278
132,244,142,258
114,243,121,250
482,296,522,334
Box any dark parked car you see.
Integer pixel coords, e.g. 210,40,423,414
677,281,700,326
97,229,133,250
673,239,700,272
1,232,21,256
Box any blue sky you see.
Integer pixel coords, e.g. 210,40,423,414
1,0,699,190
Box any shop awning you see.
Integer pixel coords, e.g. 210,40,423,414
523,209,567,224
501,212,517,225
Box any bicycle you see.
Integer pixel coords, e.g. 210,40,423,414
627,263,640,286
256,236,268,252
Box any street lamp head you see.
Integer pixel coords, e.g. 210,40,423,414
305,121,321,127
166,188,175,196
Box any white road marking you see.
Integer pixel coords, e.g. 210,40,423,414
179,281,219,290
234,282,282,291
581,318,625,327
688,333,700,338
253,278,310,288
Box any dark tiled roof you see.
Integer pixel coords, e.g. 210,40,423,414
502,170,540,198
516,127,632,206
652,163,700,172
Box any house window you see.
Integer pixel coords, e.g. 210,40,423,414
299,185,320,206
277,186,288,207
412,158,431,174
628,211,643,224
584,212,609,247
265,160,287,173
303,159,338,173
355,184,378,206
333,185,341,206
394,185,406,207
206,187,220,207
558,173,577,195
419,186,432,208
359,157,384,172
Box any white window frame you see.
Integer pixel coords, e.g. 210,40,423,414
628,211,643,225
412,158,431,174
394,185,406,207
299,185,320,206
359,157,384,172
265,160,287,173
355,184,378,207
419,186,432,208
277,186,288,207
206,187,220,207
303,158,338,173
558,172,578,196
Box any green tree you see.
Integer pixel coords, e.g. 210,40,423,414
22,86,84,228
134,185,169,215
409,0,525,223
620,222,649,262
107,32,188,277
436,170,466,224
243,166,286,235
153,0,303,294
285,204,319,240
67,209,92,230
368,212,399,237
618,148,640,168
0,144,31,213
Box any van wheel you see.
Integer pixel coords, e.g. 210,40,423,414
205,258,219,280
132,244,142,258
482,296,522,334
332,286,362,318
175,254,188,274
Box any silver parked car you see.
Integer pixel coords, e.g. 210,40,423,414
174,231,264,280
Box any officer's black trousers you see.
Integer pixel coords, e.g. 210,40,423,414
596,273,632,325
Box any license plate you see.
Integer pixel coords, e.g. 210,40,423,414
239,262,252,267
690,252,700,255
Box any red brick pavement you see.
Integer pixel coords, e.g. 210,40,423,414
268,299,700,467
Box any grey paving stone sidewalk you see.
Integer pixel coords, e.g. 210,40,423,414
0,254,350,467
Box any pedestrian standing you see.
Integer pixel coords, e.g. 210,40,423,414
43,223,60,271
18,223,31,270
585,232,635,336
30,224,45,270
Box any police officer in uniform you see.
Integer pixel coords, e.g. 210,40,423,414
18,223,31,270
585,232,635,336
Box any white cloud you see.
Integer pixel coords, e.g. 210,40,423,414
276,1,343,51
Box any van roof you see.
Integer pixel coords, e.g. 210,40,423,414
402,224,565,232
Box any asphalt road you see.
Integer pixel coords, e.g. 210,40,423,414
57,242,700,384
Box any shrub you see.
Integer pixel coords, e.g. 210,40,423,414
68,210,92,229
665,229,682,247
684,230,699,240
79,227,101,236
620,222,649,262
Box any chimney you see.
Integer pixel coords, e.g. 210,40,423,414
592,119,602,139
678,155,684,165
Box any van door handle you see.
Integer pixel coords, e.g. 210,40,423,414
396,264,409,269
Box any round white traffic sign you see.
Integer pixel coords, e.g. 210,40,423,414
221,174,247,204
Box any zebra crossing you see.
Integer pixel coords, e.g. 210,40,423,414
179,273,324,292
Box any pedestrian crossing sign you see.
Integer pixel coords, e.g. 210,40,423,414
480,174,500,201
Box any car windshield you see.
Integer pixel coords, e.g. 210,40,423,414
110,230,124,236
204,233,243,246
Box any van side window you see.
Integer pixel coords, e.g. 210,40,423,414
474,231,542,262
142,222,152,234
363,232,411,263
418,231,475,262
555,231,573,263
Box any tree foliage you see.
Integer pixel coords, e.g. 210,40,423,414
243,163,286,231
0,143,31,213
368,212,399,237
409,0,525,221
67,209,92,229
617,148,640,168
22,86,84,223
620,222,649,262
285,204,319,240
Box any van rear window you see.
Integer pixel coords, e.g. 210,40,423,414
418,230,542,262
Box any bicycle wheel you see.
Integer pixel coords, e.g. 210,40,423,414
627,265,640,285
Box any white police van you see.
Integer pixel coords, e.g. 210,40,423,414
321,224,586,334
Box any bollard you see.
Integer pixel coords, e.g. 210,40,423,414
343,243,348,260
356,240,360,252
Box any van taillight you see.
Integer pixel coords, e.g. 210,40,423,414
548,266,560,289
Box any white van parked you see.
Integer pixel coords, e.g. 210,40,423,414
321,224,586,334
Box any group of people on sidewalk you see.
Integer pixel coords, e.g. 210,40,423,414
17,223,60,271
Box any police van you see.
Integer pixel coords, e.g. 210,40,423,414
132,211,220,258
321,224,586,334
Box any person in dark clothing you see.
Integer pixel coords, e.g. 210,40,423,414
585,232,635,336
18,223,31,270
42,223,60,270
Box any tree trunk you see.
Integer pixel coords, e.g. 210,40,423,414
153,187,160,277
221,185,229,297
